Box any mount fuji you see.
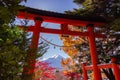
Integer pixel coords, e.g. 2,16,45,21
41,54,65,70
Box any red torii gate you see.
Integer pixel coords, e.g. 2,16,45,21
17,7,106,80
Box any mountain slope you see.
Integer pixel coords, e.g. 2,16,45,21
42,54,65,70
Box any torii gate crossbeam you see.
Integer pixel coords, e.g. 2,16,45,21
17,7,106,80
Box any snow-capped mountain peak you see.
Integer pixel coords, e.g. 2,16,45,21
50,54,64,59
41,54,65,70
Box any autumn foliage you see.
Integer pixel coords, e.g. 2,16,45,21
35,61,56,79
26,61,56,80
60,25,89,79
61,58,82,80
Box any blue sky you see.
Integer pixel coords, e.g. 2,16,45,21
22,0,79,59
22,0,78,13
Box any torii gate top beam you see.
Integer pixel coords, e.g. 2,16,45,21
17,7,106,27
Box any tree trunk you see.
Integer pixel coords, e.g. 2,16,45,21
102,68,115,80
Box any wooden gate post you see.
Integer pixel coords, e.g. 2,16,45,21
111,58,120,80
82,63,88,80
87,24,102,80
23,17,43,80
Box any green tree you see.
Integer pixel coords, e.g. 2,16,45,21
0,0,27,80
0,0,27,24
0,0,48,80
69,0,120,19
0,25,28,80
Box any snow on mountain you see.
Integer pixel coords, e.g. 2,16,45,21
41,54,65,70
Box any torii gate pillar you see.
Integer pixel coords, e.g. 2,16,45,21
87,24,102,80
23,18,43,80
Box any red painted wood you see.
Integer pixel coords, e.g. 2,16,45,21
82,63,88,80
23,19,43,79
85,64,113,70
17,12,106,27
98,64,112,69
18,26,105,38
112,63,120,80
61,24,68,33
84,59,120,80
111,58,120,80
87,26,102,80
85,65,93,70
